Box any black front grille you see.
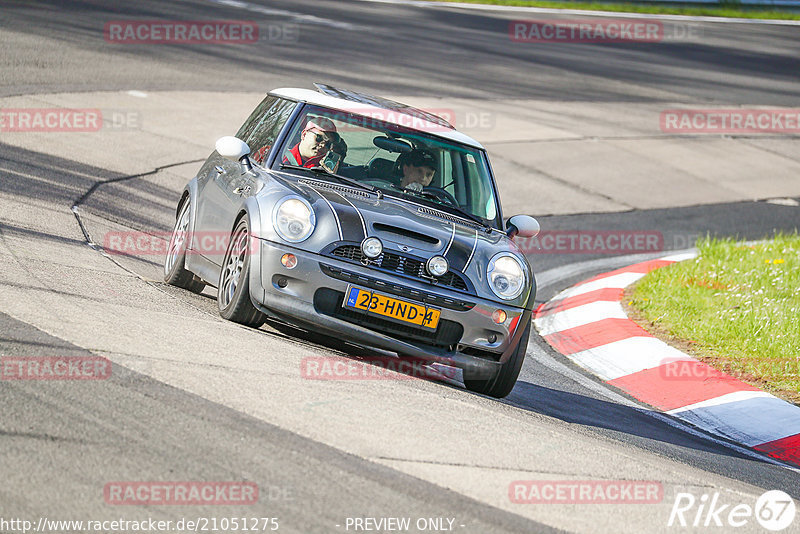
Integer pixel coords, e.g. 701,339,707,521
313,288,463,349
329,245,469,292
319,264,475,312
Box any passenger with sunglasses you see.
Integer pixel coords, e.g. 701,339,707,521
282,116,337,168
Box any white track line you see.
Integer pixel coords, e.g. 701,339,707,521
208,0,356,30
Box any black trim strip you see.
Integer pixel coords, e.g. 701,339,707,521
445,224,477,272
312,187,366,243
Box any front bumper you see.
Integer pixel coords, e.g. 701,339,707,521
250,238,532,376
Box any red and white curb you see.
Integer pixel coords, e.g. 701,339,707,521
534,253,800,468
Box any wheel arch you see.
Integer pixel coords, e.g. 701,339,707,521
179,177,201,273
239,197,267,310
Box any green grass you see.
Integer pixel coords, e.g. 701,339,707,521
434,0,800,20
629,234,800,402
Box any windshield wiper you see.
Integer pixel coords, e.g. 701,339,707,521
387,187,492,232
437,203,493,232
280,164,381,198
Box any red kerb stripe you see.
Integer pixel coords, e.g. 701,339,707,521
542,318,652,355
754,433,800,467
607,361,760,411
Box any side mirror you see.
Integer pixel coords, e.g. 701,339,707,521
215,136,254,173
216,136,250,160
506,215,540,239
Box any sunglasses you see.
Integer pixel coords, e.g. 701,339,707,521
308,130,332,147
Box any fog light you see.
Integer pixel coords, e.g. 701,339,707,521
277,277,288,288
492,309,507,324
488,334,497,343
281,253,297,269
361,237,383,259
426,255,448,277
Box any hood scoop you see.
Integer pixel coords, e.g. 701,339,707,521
416,206,484,230
299,178,371,199
372,222,440,246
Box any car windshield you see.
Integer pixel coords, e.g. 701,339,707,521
272,105,501,227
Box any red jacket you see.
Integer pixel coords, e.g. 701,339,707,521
282,144,324,168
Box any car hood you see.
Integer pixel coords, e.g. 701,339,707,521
300,178,509,272
255,174,533,308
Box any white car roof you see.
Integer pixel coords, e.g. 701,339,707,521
269,87,485,149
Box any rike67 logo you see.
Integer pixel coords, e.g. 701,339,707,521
668,490,796,531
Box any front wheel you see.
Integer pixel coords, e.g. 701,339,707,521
217,216,266,328
463,320,531,398
164,198,206,294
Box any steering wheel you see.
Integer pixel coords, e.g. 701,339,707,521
421,186,458,207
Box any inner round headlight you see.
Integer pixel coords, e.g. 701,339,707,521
487,253,527,300
426,255,448,277
361,237,383,259
273,196,315,243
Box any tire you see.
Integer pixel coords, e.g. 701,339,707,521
463,319,531,398
217,216,266,328
164,198,206,294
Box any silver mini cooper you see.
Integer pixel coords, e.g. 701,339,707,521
164,84,540,398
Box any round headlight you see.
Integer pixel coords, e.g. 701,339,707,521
361,237,383,259
487,253,527,300
426,255,449,277
273,196,315,243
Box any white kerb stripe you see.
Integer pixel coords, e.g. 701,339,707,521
668,390,773,414
559,272,645,299
659,252,698,263
569,337,694,381
535,301,627,336
668,391,800,447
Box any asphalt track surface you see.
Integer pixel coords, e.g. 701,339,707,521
1,1,799,533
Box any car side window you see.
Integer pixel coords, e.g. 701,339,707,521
236,96,297,165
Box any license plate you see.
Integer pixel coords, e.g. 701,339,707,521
344,286,441,331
